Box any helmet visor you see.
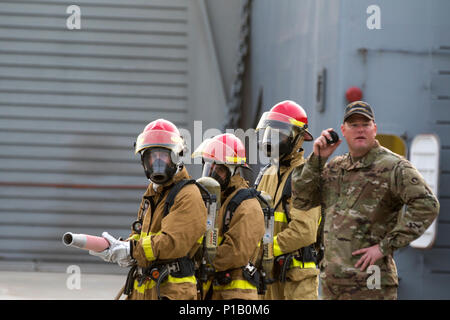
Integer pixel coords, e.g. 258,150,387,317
259,127,292,159
201,161,231,190
191,138,213,160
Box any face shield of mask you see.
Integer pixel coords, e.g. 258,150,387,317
142,147,178,184
260,126,293,160
202,161,232,191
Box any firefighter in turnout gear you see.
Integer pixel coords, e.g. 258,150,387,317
255,100,321,300
109,119,206,300
192,133,265,300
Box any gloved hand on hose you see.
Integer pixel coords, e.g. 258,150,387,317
89,232,135,267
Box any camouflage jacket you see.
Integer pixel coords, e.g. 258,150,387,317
291,140,439,286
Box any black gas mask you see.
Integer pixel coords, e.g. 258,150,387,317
141,147,178,185
202,161,232,191
260,126,296,160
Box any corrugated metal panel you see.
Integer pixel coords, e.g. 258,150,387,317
0,0,190,271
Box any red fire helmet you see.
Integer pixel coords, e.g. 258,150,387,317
256,100,313,141
135,119,185,155
192,133,248,167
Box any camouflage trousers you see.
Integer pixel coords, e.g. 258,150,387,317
321,280,397,300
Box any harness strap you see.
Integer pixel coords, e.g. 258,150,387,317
164,179,196,216
222,188,261,235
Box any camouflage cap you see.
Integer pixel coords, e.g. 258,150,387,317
343,101,375,122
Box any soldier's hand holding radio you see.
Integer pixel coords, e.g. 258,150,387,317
313,128,342,158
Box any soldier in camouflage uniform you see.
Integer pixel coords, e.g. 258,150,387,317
291,101,440,300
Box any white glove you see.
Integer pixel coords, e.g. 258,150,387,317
89,232,134,268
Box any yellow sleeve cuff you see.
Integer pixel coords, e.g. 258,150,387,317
273,236,283,257
141,235,156,261
128,234,140,241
